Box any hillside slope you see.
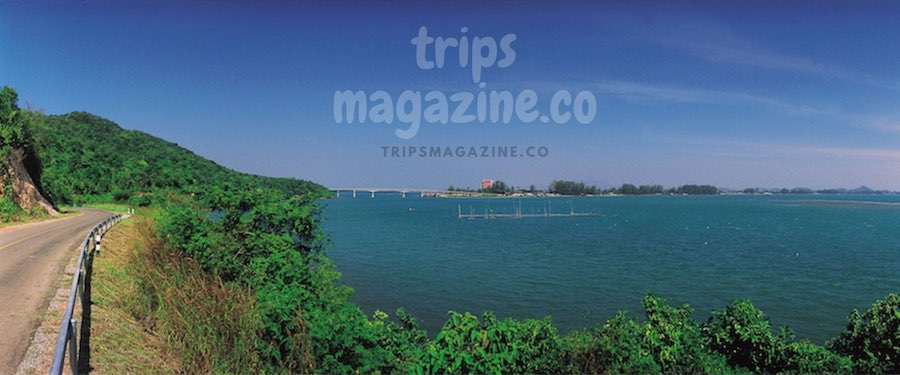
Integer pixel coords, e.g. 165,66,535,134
26,111,327,206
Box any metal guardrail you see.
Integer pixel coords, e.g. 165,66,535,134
49,212,129,375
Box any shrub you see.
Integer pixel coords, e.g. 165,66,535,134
415,311,563,374
702,300,785,372
561,312,661,374
641,295,733,374
369,309,428,373
703,299,852,374
829,294,900,374
0,195,22,221
782,341,852,375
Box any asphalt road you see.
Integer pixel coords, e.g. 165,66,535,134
0,210,114,374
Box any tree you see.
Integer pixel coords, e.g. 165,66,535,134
489,180,508,194
1,86,29,151
548,180,598,195
619,184,638,195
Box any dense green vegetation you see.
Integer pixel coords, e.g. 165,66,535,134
549,180,599,195
3,86,326,217
448,181,513,194
548,181,719,196
0,86,32,220
0,87,29,153
25,109,327,206
451,180,721,196
5,85,898,374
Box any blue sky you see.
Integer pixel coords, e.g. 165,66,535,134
2,1,899,190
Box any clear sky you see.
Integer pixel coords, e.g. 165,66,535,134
2,1,899,190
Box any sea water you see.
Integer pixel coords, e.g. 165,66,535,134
322,194,900,342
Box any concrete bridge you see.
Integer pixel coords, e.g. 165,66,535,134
329,188,480,198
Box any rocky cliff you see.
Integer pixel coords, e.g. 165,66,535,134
1,149,57,216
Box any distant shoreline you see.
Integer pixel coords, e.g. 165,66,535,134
434,192,900,199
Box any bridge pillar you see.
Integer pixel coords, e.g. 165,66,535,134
353,190,356,198
336,191,340,198
370,191,375,199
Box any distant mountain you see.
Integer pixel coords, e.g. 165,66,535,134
848,186,874,194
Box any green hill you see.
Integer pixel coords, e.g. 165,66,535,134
25,111,327,206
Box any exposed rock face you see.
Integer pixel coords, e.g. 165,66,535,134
1,149,58,215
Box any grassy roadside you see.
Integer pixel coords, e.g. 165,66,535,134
89,212,262,374
87,215,177,374
0,209,79,229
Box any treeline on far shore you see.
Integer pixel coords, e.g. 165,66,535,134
449,180,897,197
448,181,718,196
556,182,719,196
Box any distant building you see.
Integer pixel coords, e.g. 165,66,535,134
481,179,494,190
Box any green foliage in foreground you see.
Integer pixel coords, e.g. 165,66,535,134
156,188,427,374
702,300,852,374
829,294,900,374
415,312,562,374
0,195,24,221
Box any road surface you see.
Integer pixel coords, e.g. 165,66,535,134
0,210,114,374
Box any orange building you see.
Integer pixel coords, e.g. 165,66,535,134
481,179,493,190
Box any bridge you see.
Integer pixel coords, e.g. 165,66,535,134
329,188,481,198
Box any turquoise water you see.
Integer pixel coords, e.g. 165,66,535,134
322,194,900,342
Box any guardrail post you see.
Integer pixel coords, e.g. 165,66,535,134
68,318,77,375
77,267,85,300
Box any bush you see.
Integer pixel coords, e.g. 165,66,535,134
641,295,734,374
560,296,737,375
782,341,852,375
0,195,22,221
829,294,900,374
702,300,785,372
415,311,563,374
561,312,661,374
703,299,851,374
369,309,428,373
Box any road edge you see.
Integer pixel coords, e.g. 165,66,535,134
14,212,121,375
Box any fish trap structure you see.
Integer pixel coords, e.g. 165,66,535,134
457,200,597,219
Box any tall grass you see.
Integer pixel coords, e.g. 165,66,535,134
92,216,265,374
